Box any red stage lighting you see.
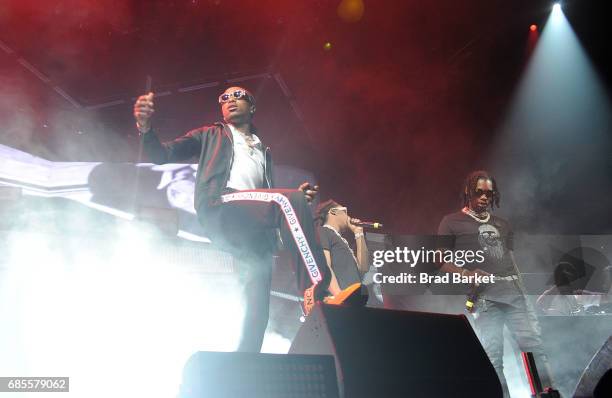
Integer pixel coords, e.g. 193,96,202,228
530,24,538,32
337,0,364,23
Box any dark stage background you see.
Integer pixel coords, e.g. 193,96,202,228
1,0,611,234
1,3,612,396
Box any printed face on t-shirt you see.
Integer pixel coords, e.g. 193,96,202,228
478,223,505,260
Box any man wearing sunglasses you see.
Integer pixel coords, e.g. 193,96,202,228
133,86,331,352
316,200,369,301
436,170,554,397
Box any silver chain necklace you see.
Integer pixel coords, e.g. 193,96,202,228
323,224,358,264
231,125,258,155
240,132,257,155
462,206,491,223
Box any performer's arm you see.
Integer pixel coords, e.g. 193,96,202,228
437,217,464,275
355,237,369,273
298,182,319,202
348,220,369,273
134,92,203,164
507,235,526,286
142,128,203,164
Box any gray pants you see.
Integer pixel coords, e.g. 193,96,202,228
473,298,554,398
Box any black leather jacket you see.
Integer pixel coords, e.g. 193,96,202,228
142,121,273,212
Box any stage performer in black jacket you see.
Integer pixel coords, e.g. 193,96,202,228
134,87,334,352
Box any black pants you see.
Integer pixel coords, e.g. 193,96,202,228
473,298,554,398
199,189,330,352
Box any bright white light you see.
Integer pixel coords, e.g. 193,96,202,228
552,3,562,14
261,331,293,354
0,226,245,398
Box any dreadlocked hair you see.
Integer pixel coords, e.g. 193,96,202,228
461,170,500,210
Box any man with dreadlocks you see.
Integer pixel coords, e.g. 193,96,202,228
437,170,555,398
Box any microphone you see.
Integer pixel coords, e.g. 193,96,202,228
351,219,384,229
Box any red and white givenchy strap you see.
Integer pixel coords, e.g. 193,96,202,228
220,191,323,285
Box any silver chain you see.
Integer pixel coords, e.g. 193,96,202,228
462,206,491,223
323,224,358,264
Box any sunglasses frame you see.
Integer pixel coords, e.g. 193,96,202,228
474,189,494,198
218,89,253,104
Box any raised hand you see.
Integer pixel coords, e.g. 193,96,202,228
298,182,319,203
133,92,155,132
348,218,364,235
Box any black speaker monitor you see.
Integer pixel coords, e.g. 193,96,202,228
179,351,339,398
290,304,502,398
